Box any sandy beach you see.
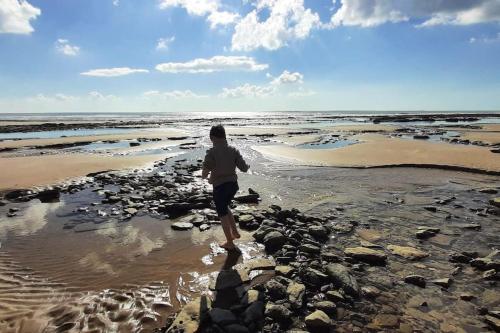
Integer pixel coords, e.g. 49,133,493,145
0,113,499,333
253,134,500,174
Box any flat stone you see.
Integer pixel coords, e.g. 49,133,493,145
325,263,359,296
299,243,321,254
404,275,426,288
485,315,500,331
344,247,387,265
265,279,287,301
171,222,194,230
244,258,276,271
490,197,500,208
275,265,295,277
167,296,211,333
325,290,345,303
287,282,306,309
356,229,382,242
308,225,328,239
305,310,332,331
264,303,292,323
479,188,498,194
314,301,336,316
369,314,399,329
432,278,452,288
124,207,137,215
387,245,429,260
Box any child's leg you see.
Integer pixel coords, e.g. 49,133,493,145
220,213,235,249
227,209,240,239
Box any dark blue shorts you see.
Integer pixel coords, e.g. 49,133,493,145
213,181,239,216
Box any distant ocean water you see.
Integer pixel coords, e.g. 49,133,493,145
0,110,498,122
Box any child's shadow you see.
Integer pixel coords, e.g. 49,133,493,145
212,248,244,309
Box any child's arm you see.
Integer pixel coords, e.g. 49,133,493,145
235,149,250,172
202,150,214,180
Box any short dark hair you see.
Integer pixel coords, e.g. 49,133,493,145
210,124,226,139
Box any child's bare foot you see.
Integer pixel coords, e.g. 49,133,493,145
219,242,236,250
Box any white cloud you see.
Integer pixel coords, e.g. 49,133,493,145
143,89,207,99
88,91,118,101
329,0,500,28
271,70,303,85
155,56,268,73
81,67,149,77
219,83,276,98
288,88,316,97
158,0,239,28
469,32,500,43
55,39,80,56
231,0,320,51
28,93,79,103
112,0,119,6
0,0,41,34
156,36,175,50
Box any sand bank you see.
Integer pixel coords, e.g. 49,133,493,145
460,131,500,145
0,153,174,191
0,128,188,149
274,134,321,145
253,134,500,174
323,124,399,133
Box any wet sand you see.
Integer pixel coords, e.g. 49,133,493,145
0,128,188,149
253,134,500,174
0,153,174,191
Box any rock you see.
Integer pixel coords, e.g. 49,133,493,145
305,310,332,332
242,301,265,327
413,134,429,140
241,290,263,305
301,268,328,287
265,279,287,301
264,303,292,324
387,245,429,260
171,222,194,230
325,263,359,296
325,290,345,303
36,188,60,203
263,231,287,252
361,286,381,298
167,296,211,333
199,223,211,231
404,275,426,288
244,258,276,271
314,301,336,316
483,269,499,280
253,226,273,242
415,227,440,239
459,293,475,301
0,200,6,206
344,247,387,265
368,314,399,329
208,308,238,326
287,282,306,309
479,188,498,194
490,198,500,208
432,278,452,288
234,194,260,204
124,207,138,215
356,229,382,242
275,265,295,277
449,252,472,264
484,315,500,332
308,225,328,240
424,206,437,212
299,243,321,254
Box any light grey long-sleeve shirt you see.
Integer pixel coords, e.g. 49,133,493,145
203,140,249,187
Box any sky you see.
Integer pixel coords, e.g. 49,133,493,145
0,0,500,113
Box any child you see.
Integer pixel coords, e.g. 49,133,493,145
202,124,249,250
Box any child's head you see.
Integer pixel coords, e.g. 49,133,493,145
210,124,226,141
